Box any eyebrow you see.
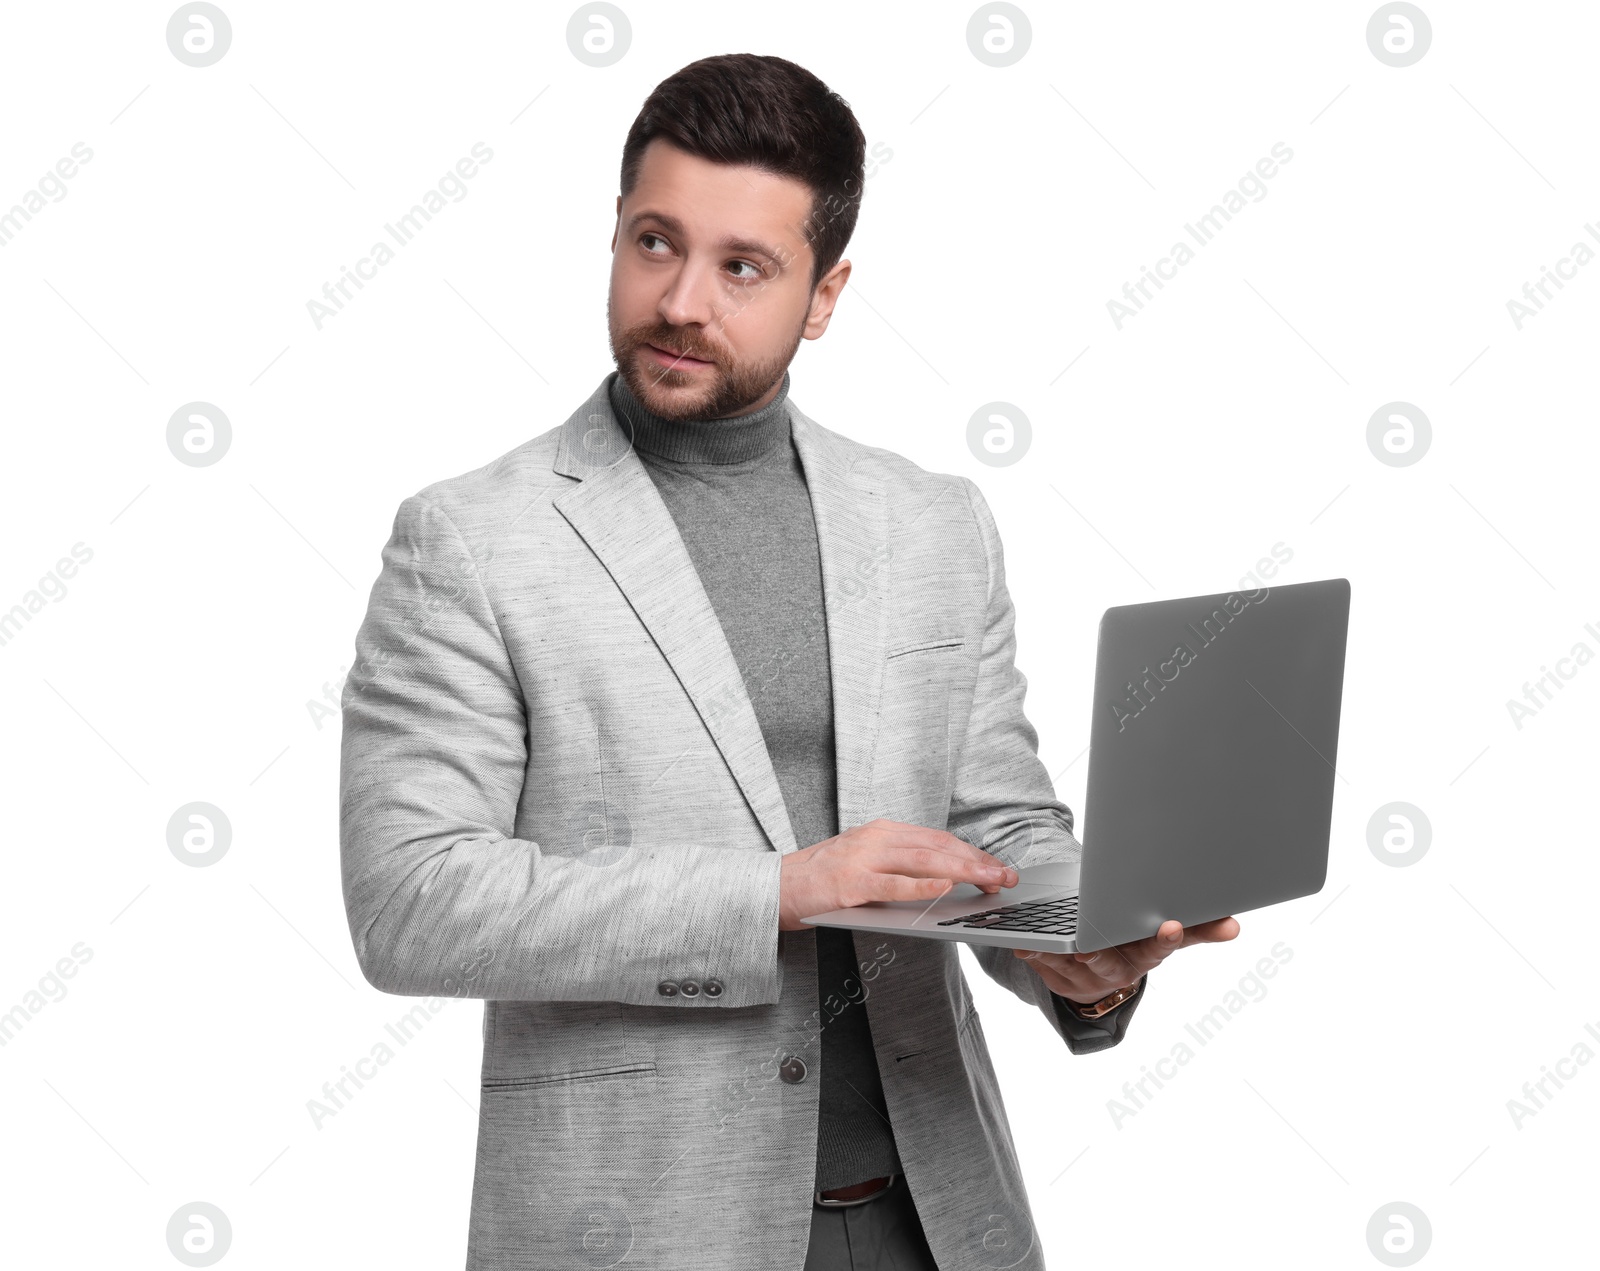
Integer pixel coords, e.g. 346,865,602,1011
627,209,788,269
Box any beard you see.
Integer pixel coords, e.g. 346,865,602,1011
607,299,806,422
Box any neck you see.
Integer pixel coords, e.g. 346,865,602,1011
609,369,792,465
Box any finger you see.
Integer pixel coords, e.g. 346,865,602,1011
1132,922,1186,969
1131,918,1228,959
864,822,1019,878
1011,949,1077,995
852,857,1008,902
870,870,1004,902
1014,949,1082,976
862,872,966,904
1099,923,1180,973
860,850,1021,904
868,842,1017,890
863,826,992,863
1169,916,1240,949
1072,937,1152,983
1016,949,1120,998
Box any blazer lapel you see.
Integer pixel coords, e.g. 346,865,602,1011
550,376,890,858
789,402,890,837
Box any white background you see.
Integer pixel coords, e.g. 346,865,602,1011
1,1,1594,1267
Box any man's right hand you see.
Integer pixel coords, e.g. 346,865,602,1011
778,818,1019,932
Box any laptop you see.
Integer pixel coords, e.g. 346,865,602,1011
801,577,1351,954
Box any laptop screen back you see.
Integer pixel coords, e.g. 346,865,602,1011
1073,578,1351,952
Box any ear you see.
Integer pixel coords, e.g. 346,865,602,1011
802,259,852,340
610,195,622,252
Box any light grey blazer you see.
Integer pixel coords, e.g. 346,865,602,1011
339,375,1145,1270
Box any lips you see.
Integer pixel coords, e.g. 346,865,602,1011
647,342,713,368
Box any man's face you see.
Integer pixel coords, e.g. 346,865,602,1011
608,137,850,421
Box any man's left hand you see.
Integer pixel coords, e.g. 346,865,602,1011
1011,916,1240,1004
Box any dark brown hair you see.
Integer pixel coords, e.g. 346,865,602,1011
619,54,867,291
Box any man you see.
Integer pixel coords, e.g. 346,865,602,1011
339,53,1237,1270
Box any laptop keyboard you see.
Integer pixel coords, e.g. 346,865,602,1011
936,895,1078,934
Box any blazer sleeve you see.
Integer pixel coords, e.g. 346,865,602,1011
945,477,1147,1053
338,495,784,1007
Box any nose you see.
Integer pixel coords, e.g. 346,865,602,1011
656,257,722,331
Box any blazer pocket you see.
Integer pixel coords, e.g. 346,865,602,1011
876,635,967,824
886,634,965,659
482,1061,657,1092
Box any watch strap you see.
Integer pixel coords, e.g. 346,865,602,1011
1065,976,1142,1020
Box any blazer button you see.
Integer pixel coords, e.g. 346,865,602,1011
779,1055,807,1084
703,978,724,998
657,980,678,997
680,979,701,997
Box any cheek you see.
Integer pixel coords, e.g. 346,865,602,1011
611,259,659,314
722,308,790,359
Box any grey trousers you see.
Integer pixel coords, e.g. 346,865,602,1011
803,1177,941,1270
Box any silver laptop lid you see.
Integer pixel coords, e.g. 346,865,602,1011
1073,578,1351,952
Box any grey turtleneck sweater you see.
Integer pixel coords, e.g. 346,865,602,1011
608,367,903,1192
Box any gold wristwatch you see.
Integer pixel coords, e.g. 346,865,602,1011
1065,977,1142,1020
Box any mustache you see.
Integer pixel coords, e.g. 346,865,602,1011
637,331,722,364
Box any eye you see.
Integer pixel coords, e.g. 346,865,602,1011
726,260,763,281
639,232,672,255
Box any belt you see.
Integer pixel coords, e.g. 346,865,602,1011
814,1173,897,1208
